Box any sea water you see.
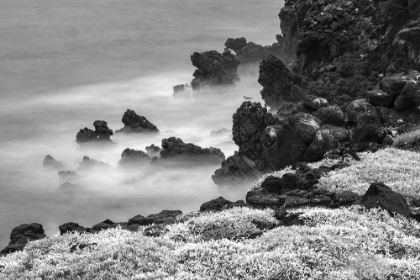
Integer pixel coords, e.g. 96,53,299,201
0,0,283,246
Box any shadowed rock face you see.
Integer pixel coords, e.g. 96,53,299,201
116,109,159,134
258,55,305,111
118,148,150,168
76,120,114,145
1,223,46,256
225,37,283,64
158,137,225,166
190,49,240,90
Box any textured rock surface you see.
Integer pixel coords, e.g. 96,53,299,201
118,148,150,168
225,37,283,64
116,109,159,133
361,182,411,218
159,137,225,166
76,120,114,145
1,223,46,256
258,55,305,110
190,50,240,90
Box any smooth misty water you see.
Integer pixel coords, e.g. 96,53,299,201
0,0,283,246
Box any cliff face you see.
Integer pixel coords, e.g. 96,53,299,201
213,0,420,187
277,0,420,105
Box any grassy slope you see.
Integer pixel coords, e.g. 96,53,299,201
2,144,420,279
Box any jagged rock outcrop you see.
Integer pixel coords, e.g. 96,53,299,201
1,223,46,256
43,155,63,169
76,120,114,145
158,137,225,166
224,37,283,64
191,49,240,90
118,148,150,168
258,55,305,111
116,109,159,134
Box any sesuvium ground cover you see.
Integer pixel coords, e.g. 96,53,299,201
2,144,420,279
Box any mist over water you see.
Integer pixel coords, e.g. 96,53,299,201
0,0,283,246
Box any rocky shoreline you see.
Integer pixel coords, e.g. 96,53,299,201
3,0,420,259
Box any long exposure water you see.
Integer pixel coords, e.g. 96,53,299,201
0,0,283,246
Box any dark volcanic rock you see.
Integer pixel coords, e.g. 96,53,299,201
59,222,90,235
1,223,46,256
128,210,182,226
159,137,225,166
394,83,420,112
258,55,305,110
225,37,247,53
212,102,280,185
302,95,329,111
76,120,113,145
43,155,63,169
200,197,233,212
313,105,345,126
366,90,393,107
116,109,159,134
361,182,411,218
190,49,240,90
118,148,150,168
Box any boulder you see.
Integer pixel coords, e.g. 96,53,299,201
396,27,420,49
118,148,150,168
200,197,233,212
394,83,420,112
303,130,339,162
159,137,225,166
361,182,411,218
258,55,305,110
302,95,329,111
59,222,90,235
313,105,345,126
366,90,393,107
128,210,182,226
116,109,159,133
1,223,46,256
190,49,240,90
76,120,113,145
43,155,63,169
331,191,360,207
379,75,407,97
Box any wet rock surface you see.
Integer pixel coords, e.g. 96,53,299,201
76,120,114,145
158,137,225,166
116,109,159,134
118,148,150,168
1,223,46,256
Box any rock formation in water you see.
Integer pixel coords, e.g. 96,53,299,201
116,109,159,134
118,148,150,168
157,137,225,166
0,224,46,256
224,37,283,64
78,156,110,171
173,49,241,97
76,120,114,145
43,155,64,169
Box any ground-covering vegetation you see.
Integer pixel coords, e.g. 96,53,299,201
1,205,420,279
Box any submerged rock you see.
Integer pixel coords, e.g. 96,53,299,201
116,109,159,134
76,120,114,145
118,148,150,168
158,137,225,166
43,155,63,169
78,156,110,170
